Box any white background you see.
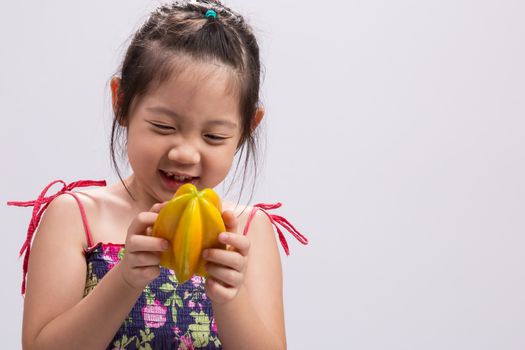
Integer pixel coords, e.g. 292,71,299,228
1,0,524,349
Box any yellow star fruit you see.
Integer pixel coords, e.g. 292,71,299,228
152,183,226,283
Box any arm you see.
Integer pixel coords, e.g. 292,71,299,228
203,210,286,350
22,196,167,350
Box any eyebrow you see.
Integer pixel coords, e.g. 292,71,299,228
147,106,239,129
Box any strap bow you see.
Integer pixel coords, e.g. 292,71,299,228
243,202,309,255
7,179,106,294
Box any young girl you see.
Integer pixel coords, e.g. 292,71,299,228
8,1,307,349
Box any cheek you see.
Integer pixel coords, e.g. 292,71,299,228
217,151,236,173
126,131,159,173
203,146,238,186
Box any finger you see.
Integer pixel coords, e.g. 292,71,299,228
131,251,161,267
202,248,244,272
205,277,237,303
150,201,168,213
219,232,250,257
222,210,238,233
128,212,158,236
205,263,242,287
126,235,169,253
143,203,168,236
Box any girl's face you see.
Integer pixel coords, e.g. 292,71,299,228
123,61,243,204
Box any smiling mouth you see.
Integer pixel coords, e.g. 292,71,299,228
161,170,197,182
159,170,199,189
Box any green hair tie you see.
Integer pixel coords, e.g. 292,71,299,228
205,9,217,19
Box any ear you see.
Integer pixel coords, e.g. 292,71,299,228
251,106,265,131
110,76,126,126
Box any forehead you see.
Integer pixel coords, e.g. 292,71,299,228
141,58,242,123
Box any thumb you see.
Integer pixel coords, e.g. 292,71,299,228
222,210,238,234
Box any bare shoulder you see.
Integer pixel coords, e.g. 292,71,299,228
71,185,117,214
69,185,134,245
222,201,280,259
40,188,99,243
23,194,90,330
222,201,273,237
38,193,91,250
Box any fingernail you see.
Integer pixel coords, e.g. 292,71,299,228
219,233,228,243
162,240,169,250
202,249,209,258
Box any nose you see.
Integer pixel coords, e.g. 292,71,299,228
168,142,201,165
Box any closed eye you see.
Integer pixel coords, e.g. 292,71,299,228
148,121,176,131
205,134,229,141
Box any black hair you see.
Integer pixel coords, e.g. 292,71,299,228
110,0,263,203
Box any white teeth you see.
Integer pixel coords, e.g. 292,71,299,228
164,171,192,181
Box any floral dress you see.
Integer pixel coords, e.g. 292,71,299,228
85,243,220,349
9,179,308,350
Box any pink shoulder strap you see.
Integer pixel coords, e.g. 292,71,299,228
242,202,308,255
7,179,106,295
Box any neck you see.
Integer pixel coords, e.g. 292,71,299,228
117,174,159,212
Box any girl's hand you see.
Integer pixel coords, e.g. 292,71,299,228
203,210,250,304
119,202,169,290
